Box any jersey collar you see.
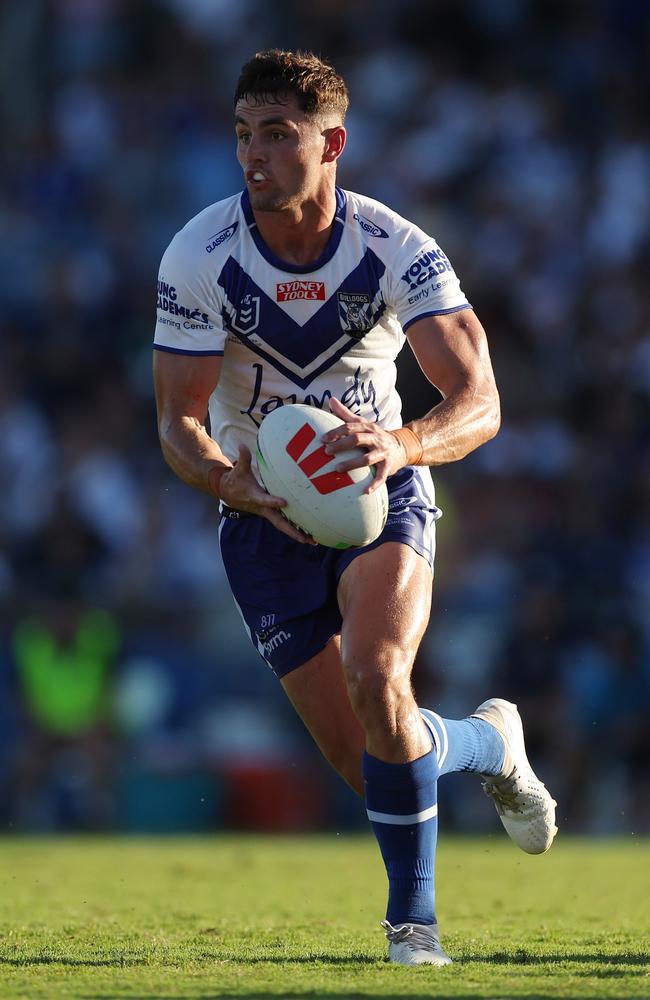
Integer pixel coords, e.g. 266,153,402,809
240,187,347,274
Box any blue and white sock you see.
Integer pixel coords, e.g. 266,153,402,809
364,712,504,926
363,747,440,926
420,709,505,777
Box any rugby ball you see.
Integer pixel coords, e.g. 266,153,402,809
256,404,389,548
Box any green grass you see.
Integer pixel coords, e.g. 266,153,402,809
0,835,648,998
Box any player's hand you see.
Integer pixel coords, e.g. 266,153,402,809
322,397,407,493
218,445,316,544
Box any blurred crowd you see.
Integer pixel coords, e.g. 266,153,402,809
0,0,648,834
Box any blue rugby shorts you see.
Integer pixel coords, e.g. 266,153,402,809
218,465,442,679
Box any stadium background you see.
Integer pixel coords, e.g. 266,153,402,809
0,0,648,837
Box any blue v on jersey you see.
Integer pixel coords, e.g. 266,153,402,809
153,187,471,471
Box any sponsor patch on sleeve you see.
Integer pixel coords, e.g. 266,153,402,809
156,279,214,328
205,222,238,253
353,213,389,238
400,247,455,291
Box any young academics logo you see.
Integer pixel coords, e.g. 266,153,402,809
276,280,326,301
157,280,211,326
285,422,354,495
400,247,454,291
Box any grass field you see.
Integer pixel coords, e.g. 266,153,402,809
0,835,648,999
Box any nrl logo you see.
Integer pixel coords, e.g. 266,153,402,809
338,292,374,340
232,293,260,335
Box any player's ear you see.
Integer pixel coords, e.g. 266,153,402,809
322,125,346,163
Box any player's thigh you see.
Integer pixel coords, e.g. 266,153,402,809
281,634,365,795
337,541,433,684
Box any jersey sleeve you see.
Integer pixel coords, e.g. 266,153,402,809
153,233,226,355
385,233,472,333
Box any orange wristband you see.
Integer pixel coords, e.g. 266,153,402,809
390,426,424,466
207,465,229,499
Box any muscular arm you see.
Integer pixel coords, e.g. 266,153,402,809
153,350,313,543
153,351,231,494
405,308,500,465
324,308,500,489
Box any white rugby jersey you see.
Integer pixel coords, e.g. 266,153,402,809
154,188,471,470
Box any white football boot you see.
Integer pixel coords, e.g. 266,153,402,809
471,698,558,854
381,920,453,966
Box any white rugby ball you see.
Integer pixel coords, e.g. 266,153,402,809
256,404,389,549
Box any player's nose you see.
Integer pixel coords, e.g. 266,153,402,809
243,135,267,163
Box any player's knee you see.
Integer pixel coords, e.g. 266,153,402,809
342,645,414,732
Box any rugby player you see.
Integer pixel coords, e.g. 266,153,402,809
153,49,557,965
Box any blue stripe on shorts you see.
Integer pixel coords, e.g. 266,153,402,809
218,466,441,679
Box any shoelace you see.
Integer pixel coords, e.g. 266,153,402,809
381,920,442,950
381,920,414,944
481,772,526,814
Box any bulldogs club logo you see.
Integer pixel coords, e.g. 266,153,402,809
338,292,374,339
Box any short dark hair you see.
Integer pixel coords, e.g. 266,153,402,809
234,49,349,123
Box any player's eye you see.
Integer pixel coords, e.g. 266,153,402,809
270,131,286,141
237,132,251,144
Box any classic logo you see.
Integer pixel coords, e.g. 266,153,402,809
205,221,238,253
285,422,354,495
353,212,389,238
276,280,325,301
232,293,260,335
338,291,374,339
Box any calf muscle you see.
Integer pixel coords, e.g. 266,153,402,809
281,636,365,795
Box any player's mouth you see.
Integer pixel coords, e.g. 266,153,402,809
246,169,270,186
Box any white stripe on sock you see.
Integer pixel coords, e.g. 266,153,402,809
425,711,449,770
367,803,438,825
420,711,442,762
